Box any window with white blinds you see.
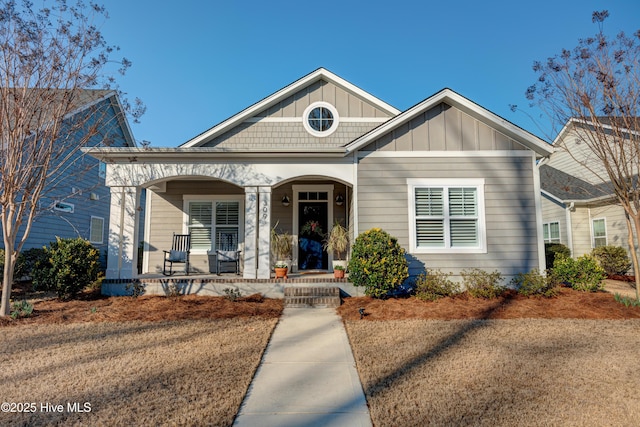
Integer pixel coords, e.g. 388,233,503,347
186,198,242,252
409,179,486,253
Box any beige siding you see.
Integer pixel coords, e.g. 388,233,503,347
357,156,540,279
547,126,625,186
361,104,528,153
570,204,633,258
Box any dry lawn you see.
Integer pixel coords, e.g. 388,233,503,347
3,283,640,426
339,285,640,426
0,294,282,427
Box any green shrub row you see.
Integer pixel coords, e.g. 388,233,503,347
414,270,460,301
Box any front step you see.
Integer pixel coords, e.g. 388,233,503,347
284,287,341,308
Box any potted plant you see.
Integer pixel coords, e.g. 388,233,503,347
274,262,288,279
271,225,293,270
333,264,345,279
324,222,349,272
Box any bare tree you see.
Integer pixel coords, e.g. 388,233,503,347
0,0,143,316
526,11,640,300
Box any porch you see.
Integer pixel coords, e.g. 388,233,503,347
101,271,365,299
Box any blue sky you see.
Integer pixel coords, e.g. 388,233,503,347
101,0,640,147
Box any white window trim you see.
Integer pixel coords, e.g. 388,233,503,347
591,217,608,248
183,195,245,255
543,221,561,244
302,101,340,137
407,178,487,254
89,216,104,244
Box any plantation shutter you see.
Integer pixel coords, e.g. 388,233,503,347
415,188,444,247
215,201,240,250
189,202,213,250
449,188,478,247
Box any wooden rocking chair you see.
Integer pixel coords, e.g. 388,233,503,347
163,233,191,276
216,232,241,275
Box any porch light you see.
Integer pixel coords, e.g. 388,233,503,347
282,195,290,207
335,194,344,206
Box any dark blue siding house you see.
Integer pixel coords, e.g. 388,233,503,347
1,90,138,267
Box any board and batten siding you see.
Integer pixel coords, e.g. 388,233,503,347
357,156,539,279
360,103,529,153
203,80,393,150
145,180,244,274
354,103,543,280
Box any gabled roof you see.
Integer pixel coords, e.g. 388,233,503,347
539,164,613,202
551,116,640,147
181,68,401,148
345,88,554,158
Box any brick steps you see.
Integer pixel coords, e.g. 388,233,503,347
284,287,341,308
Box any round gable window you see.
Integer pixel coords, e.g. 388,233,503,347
303,102,339,137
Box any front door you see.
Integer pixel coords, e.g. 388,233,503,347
298,202,328,270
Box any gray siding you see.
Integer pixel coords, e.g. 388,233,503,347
146,180,245,274
203,80,393,149
541,194,568,245
257,80,392,119
362,104,529,153
357,156,540,279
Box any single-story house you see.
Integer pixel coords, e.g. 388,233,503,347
89,68,553,295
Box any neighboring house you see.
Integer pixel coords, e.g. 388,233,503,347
539,118,635,259
0,91,137,266
90,68,552,294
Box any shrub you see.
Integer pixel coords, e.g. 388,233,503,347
414,270,460,301
15,247,49,281
511,269,558,297
462,268,505,298
223,287,242,301
10,300,34,319
32,237,100,300
348,228,408,298
591,245,631,276
545,243,571,270
552,254,606,292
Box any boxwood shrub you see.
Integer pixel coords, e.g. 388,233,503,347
348,228,408,298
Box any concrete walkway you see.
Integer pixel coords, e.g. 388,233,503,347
233,308,372,427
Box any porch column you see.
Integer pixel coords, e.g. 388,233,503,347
257,186,272,279
243,187,258,279
106,186,141,280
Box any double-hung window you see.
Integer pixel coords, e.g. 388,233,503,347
543,221,561,244
592,218,607,248
184,196,243,253
408,179,486,253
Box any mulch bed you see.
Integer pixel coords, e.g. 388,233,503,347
0,292,283,326
338,288,640,321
